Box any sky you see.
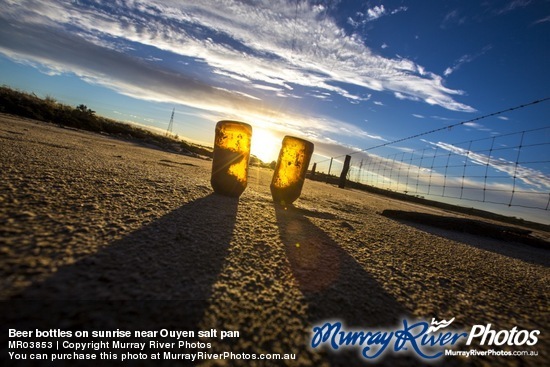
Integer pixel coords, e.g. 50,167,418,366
1,0,549,223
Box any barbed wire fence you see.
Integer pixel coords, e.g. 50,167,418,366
309,98,550,215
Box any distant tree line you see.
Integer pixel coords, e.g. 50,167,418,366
0,85,213,158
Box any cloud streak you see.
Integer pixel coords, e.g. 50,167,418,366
0,0,475,112
0,0,482,166
426,141,550,190
444,45,492,76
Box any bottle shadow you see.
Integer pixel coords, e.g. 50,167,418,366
274,204,410,365
274,204,409,325
2,193,239,332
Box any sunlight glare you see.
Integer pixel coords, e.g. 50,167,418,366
250,128,280,163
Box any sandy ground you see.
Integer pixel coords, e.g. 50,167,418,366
1,114,548,366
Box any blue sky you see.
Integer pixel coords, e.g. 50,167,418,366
1,0,549,222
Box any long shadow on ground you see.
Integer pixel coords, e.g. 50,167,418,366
1,193,238,365
274,205,425,367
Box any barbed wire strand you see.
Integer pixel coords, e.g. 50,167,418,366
314,96,550,165
313,125,550,212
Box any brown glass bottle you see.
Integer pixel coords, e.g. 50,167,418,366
270,136,314,205
211,120,252,197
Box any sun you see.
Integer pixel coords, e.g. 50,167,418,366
250,128,280,164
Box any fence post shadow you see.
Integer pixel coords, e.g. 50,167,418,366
2,193,239,333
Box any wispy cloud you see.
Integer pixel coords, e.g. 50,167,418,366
0,0,474,112
444,45,492,76
348,5,387,26
495,0,532,15
426,140,550,190
533,15,550,25
441,9,467,29
0,0,480,163
366,5,387,21
463,122,492,132
350,4,407,24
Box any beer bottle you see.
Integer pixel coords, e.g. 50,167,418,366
211,120,252,197
270,136,314,205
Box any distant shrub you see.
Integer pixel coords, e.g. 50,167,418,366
0,85,213,158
